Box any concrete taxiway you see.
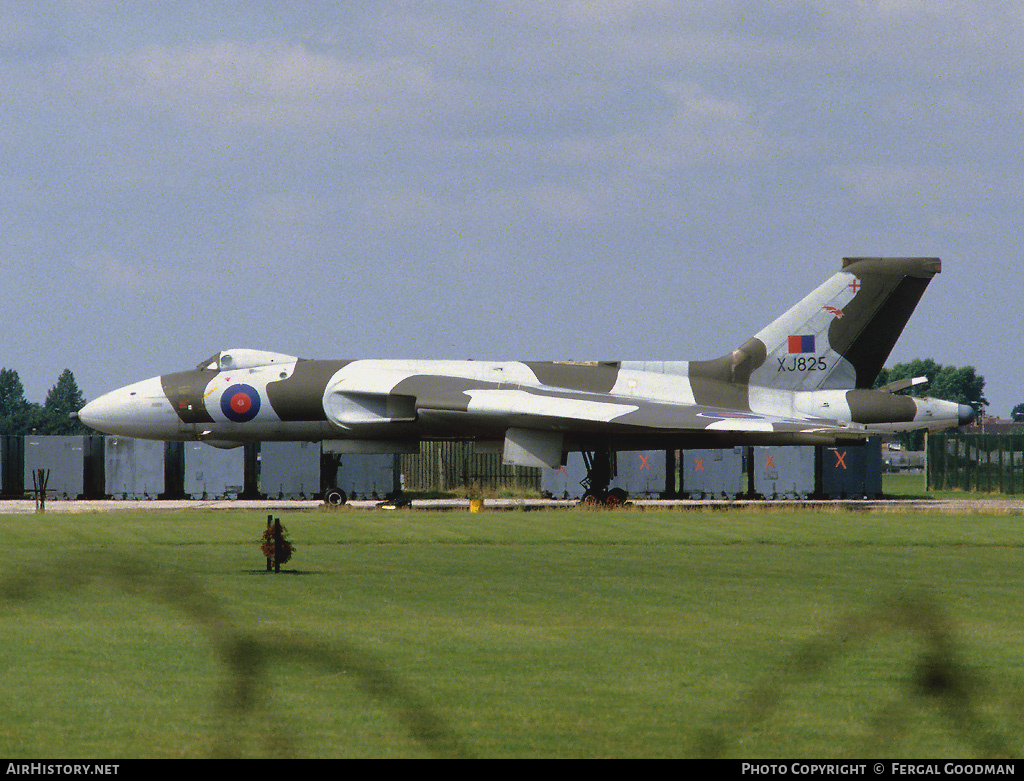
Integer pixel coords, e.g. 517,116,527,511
2,497,1023,514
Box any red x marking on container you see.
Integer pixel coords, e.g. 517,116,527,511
765,455,775,469
694,459,705,472
834,450,847,469
638,454,649,470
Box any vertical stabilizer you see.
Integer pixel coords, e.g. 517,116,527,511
732,257,941,392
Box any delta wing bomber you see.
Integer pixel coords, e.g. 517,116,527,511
79,257,975,503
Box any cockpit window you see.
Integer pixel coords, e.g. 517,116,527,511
194,349,299,372
197,353,221,371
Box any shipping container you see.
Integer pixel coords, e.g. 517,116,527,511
183,442,244,499
754,446,816,499
331,453,399,500
24,436,86,499
259,441,320,499
105,436,165,499
680,448,747,498
1,435,24,496
542,450,668,499
820,438,882,498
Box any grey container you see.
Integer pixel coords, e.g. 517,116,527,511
612,451,667,498
820,438,883,498
681,448,746,499
1,435,24,496
24,436,85,499
335,453,399,500
754,446,816,499
542,450,668,499
541,454,585,499
260,441,321,499
105,437,166,499
183,442,245,499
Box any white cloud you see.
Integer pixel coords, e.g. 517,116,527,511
559,81,771,172
836,163,946,202
69,252,173,294
835,162,1011,208
57,41,444,133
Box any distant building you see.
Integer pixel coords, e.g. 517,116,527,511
960,416,1024,435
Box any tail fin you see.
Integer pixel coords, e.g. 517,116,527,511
693,258,941,394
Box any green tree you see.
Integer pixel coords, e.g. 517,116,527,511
0,369,92,435
5,403,52,435
1012,403,1024,423
44,369,89,435
0,368,28,418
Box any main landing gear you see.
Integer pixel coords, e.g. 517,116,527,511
324,488,347,505
579,449,629,507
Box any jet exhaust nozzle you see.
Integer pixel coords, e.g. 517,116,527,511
958,404,977,427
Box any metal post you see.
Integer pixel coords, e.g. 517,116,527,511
32,469,50,513
266,515,273,571
274,518,281,573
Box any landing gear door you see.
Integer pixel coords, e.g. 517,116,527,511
502,428,564,469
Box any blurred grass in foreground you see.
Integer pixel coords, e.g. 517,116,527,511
3,506,1023,758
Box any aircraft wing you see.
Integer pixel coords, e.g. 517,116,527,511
464,386,844,435
327,371,857,440
452,385,859,468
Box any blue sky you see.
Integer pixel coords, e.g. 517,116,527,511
2,1,1020,415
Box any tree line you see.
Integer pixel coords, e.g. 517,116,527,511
0,368,90,436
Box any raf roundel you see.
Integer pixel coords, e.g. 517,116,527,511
221,384,261,423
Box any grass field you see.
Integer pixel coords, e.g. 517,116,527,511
3,504,1024,758
882,472,992,500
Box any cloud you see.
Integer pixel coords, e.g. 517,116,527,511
835,161,1014,210
42,40,444,135
69,252,174,294
556,80,772,176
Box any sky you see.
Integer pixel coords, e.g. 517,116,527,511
1,1,1021,416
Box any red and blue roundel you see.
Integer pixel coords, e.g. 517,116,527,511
221,384,261,423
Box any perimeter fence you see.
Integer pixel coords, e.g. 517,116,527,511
400,441,542,494
926,432,1024,494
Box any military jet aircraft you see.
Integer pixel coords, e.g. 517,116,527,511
79,257,974,502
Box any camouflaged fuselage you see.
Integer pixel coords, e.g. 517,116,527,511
79,258,975,462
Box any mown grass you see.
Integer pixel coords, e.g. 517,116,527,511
3,506,1024,758
882,471,1021,500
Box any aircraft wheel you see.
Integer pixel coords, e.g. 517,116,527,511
325,489,347,505
606,488,628,507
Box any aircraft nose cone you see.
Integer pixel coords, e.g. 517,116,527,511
78,391,137,435
958,404,977,427
77,398,103,431
78,377,179,438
